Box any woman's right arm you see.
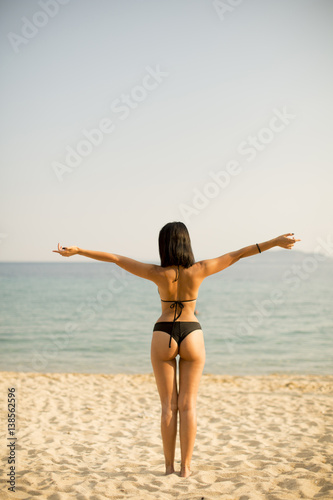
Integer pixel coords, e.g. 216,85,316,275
53,244,116,263
52,244,162,283
197,233,301,278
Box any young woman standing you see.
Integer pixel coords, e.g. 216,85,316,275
53,222,300,477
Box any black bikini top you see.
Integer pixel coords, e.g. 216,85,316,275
159,265,197,323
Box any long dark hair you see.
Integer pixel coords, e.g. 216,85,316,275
158,222,195,268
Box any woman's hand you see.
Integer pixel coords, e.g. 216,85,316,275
52,243,79,257
274,233,301,250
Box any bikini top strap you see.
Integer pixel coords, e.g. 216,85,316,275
159,266,197,348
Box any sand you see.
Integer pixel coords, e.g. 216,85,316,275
0,371,332,500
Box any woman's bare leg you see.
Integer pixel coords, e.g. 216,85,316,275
178,330,205,478
151,331,179,474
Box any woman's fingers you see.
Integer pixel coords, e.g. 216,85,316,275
58,242,68,251
277,235,301,250
52,243,69,256
286,237,301,243
281,233,301,243
52,243,63,254
286,238,301,248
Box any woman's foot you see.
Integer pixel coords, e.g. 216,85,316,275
165,465,175,475
180,465,192,478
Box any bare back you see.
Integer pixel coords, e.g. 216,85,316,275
156,263,204,323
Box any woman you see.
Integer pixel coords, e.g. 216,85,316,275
53,222,300,478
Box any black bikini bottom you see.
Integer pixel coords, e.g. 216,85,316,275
153,321,202,348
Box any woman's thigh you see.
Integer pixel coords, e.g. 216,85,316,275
150,331,178,410
178,330,206,410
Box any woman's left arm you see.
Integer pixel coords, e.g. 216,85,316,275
53,244,161,282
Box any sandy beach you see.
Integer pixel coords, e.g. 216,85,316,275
0,371,332,500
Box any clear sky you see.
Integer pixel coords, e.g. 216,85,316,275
1,0,332,262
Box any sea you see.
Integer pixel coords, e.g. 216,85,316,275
0,250,332,376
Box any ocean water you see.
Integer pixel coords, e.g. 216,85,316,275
0,251,332,375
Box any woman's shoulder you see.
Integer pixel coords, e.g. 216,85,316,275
162,263,203,278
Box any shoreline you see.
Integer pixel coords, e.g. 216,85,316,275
2,370,333,390
0,371,332,499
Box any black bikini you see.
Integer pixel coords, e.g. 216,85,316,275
153,266,202,348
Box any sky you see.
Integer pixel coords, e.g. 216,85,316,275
0,0,332,262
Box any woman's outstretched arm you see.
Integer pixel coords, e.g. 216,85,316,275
197,233,301,278
52,244,162,282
